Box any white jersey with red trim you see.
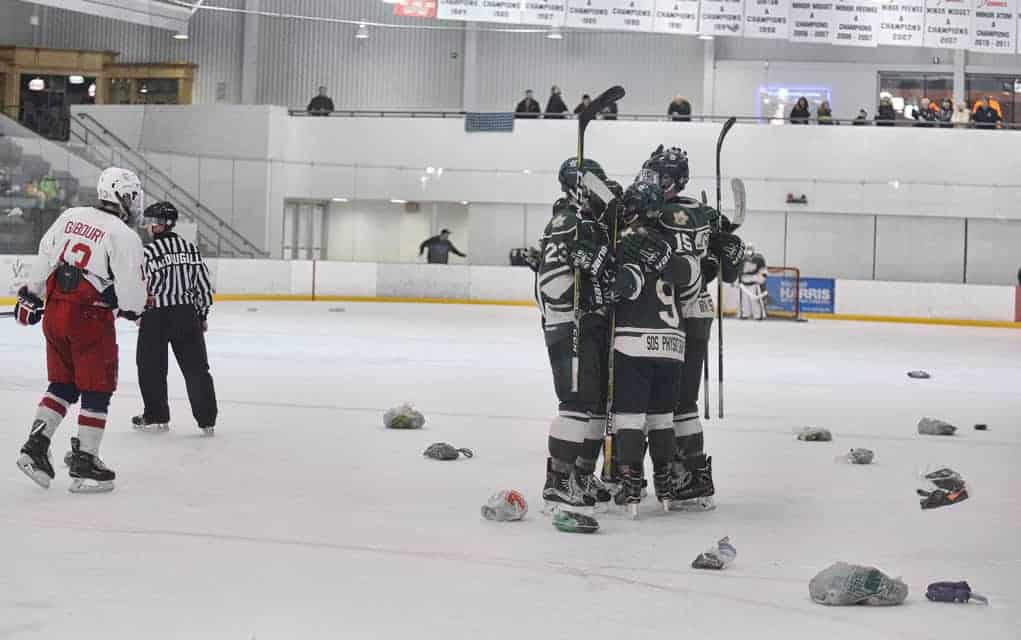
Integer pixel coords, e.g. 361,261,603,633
25,206,146,314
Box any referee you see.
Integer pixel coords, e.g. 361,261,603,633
132,202,218,435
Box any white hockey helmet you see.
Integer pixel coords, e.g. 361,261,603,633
744,242,755,258
97,167,144,224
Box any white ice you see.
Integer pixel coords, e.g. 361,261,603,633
2,302,1019,639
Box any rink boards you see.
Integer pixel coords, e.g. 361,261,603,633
2,255,1019,327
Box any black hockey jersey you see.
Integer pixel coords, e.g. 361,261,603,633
660,195,719,320
612,226,697,362
535,199,610,345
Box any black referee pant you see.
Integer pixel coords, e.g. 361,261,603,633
137,304,217,427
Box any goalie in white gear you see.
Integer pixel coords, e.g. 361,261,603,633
14,167,147,493
738,243,768,320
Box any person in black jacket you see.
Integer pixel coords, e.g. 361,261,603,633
419,229,466,264
306,86,334,116
668,95,692,122
973,98,1002,129
876,96,897,127
545,86,569,119
789,97,810,124
574,94,592,114
515,90,541,119
132,202,218,436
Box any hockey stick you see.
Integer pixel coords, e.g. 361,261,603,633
0,311,14,318
572,84,625,395
730,178,747,230
700,189,711,421
715,117,737,419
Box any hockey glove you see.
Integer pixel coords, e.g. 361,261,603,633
14,286,44,326
700,255,720,285
570,239,612,279
619,232,672,274
710,232,745,284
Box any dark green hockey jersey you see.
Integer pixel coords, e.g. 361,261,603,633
659,195,720,320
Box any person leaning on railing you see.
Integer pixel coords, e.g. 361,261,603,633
789,97,810,124
817,101,835,125
545,86,569,119
668,96,692,122
972,98,1002,129
306,86,335,116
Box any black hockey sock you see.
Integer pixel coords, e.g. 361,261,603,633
676,432,704,459
579,438,603,466
648,429,678,468
615,430,645,467
548,436,581,468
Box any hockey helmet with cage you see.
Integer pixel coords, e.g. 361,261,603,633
97,167,144,225
143,201,179,230
621,180,664,226
643,146,690,192
558,157,607,194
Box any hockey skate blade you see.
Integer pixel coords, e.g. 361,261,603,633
199,427,215,437
16,455,51,489
132,422,169,434
69,478,114,494
668,496,716,512
542,500,594,517
628,503,640,520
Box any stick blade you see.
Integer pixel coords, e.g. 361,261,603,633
730,177,746,228
580,85,626,126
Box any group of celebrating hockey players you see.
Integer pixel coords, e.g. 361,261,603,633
533,145,745,515
14,167,217,493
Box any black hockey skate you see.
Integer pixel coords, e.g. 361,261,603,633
576,469,613,510
132,414,169,433
670,454,716,512
67,437,115,494
653,466,677,512
542,459,595,514
614,465,643,519
17,427,55,489
198,424,215,437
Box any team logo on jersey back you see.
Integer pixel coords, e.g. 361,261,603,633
672,210,689,226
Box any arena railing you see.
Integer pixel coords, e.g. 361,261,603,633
286,108,1020,129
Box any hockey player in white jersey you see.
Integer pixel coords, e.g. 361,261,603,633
14,167,147,493
738,243,768,320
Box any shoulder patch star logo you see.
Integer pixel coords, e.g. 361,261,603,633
673,210,689,226
552,214,567,227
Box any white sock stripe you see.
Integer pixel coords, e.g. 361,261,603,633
77,425,104,455
558,410,589,421
673,416,702,437
79,409,108,420
550,416,588,443
614,413,646,432
44,393,71,408
673,411,698,422
646,413,674,432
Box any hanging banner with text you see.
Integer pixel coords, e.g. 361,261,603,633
437,1,521,23
878,0,926,46
520,2,568,25
565,0,656,30
654,0,702,33
790,1,837,42
833,0,881,46
970,0,1018,53
745,0,791,38
700,0,747,35
924,0,972,48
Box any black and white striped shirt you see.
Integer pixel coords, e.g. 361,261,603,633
142,232,214,319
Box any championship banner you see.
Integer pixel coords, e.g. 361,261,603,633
654,0,702,33
790,1,837,42
520,1,567,25
924,0,972,48
878,0,926,46
394,0,439,18
699,0,747,36
745,0,792,39
832,0,880,46
970,0,1018,53
437,0,522,22
565,0,656,31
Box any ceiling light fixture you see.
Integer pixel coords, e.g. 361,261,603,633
547,27,563,40
28,77,45,91
698,34,714,41
390,198,408,204
356,23,369,39
173,32,189,40
69,75,85,85
331,197,349,203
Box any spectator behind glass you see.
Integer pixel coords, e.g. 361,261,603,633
307,86,334,116
876,96,896,127
574,94,592,114
913,98,937,127
951,102,971,127
668,95,692,122
515,89,541,119
545,85,569,119
973,98,1002,129
817,101,834,125
852,108,869,125
936,98,953,127
789,97,810,124
419,229,466,264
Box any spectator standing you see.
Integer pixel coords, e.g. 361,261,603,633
951,102,971,128
912,98,937,127
852,108,869,126
817,101,835,125
789,97,810,124
876,96,896,127
574,94,592,115
515,90,541,119
973,98,1002,129
419,229,466,264
544,86,569,119
936,98,954,128
668,95,692,122
306,86,335,116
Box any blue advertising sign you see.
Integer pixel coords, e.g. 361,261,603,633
799,277,835,314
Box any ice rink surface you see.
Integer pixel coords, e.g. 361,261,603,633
2,301,1019,639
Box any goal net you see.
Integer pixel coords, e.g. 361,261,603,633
765,267,802,320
